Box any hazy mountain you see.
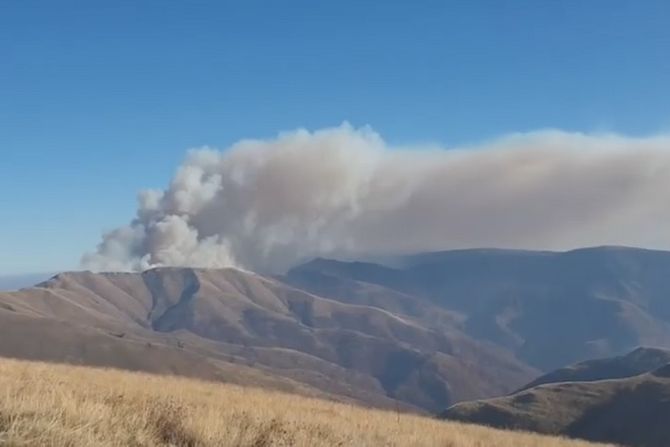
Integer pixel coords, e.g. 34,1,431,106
288,246,670,370
3,245,670,417
518,346,670,391
442,351,670,447
0,267,534,413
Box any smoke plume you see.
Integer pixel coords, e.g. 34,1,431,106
83,124,670,273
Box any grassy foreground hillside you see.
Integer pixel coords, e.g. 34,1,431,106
0,358,606,447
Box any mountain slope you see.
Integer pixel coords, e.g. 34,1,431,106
518,346,670,391
288,246,670,370
442,364,670,447
5,246,670,415
0,267,535,412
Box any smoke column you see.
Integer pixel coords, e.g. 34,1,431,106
83,124,670,273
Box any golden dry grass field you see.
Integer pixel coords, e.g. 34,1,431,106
0,357,610,447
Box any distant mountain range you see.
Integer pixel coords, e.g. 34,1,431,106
442,347,670,447
287,246,670,371
0,267,533,412
2,246,670,419
517,346,670,391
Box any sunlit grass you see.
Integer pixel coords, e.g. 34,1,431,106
0,357,609,446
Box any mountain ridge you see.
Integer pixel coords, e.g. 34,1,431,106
4,245,670,419
442,347,670,447
0,265,535,412
517,346,670,391
287,246,670,370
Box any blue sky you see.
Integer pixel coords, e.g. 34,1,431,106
1,0,669,274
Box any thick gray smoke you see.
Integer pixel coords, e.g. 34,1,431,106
83,124,670,273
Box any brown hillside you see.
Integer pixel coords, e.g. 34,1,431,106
517,346,670,391
0,267,534,412
288,247,670,371
442,363,670,447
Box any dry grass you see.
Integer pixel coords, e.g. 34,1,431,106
0,358,609,447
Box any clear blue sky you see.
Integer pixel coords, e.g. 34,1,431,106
1,0,669,274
